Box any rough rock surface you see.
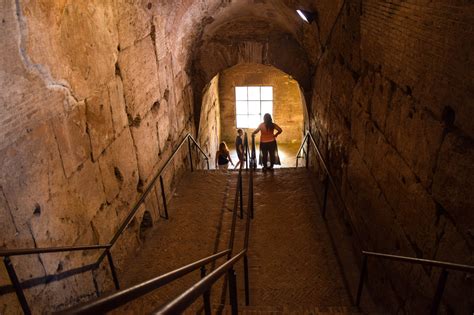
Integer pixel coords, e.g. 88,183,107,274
198,75,221,167
0,0,198,313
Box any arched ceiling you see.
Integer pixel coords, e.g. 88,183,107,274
182,0,322,127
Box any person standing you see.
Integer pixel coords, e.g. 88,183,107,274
234,129,245,169
215,142,234,170
252,113,282,170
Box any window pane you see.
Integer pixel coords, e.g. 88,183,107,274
261,101,273,116
248,86,260,100
261,86,273,100
235,87,247,101
236,115,249,128
248,115,261,128
236,101,248,115
248,101,260,114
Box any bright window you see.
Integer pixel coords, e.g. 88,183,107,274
235,86,273,128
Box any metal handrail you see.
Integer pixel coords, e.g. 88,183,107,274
1,133,209,315
362,251,474,273
104,133,209,255
296,131,349,219
54,133,254,315
156,134,256,315
296,132,474,314
0,244,111,257
154,249,247,315
356,251,474,314
56,249,231,314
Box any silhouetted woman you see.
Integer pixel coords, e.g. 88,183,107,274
252,113,282,170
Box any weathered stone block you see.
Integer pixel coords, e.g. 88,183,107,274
432,132,474,246
117,0,153,50
157,99,171,153
130,110,160,181
91,207,120,245
108,76,129,138
52,102,90,178
0,122,66,231
67,159,106,222
434,220,474,313
118,35,160,120
370,73,393,131
86,88,115,161
98,127,139,203
23,0,118,100
385,90,444,187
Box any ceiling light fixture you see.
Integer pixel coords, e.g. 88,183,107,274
296,9,315,24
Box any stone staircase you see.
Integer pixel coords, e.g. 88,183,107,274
111,168,367,314
216,305,361,314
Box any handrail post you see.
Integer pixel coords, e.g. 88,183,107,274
159,175,169,219
305,134,310,169
251,135,256,170
187,136,194,172
250,171,254,219
244,255,250,306
430,269,449,315
4,256,31,315
356,255,368,307
200,266,212,315
244,133,249,170
228,268,238,315
239,172,243,219
322,177,329,220
106,250,120,290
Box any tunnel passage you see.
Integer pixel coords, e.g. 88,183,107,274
0,0,472,313
197,63,307,167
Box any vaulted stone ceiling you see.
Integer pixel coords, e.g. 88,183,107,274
166,0,339,127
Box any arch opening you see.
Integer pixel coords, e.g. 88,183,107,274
198,63,308,168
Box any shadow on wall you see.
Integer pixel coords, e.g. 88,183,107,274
197,63,309,166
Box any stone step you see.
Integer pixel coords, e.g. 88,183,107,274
183,304,361,315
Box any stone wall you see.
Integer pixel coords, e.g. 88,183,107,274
0,1,196,313
1,0,472,313
307,0,473,313
197,75,221,168
219,64,304,145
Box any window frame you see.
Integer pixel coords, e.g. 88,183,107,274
235,86,273,129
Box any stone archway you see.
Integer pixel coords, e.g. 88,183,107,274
198,63,307,168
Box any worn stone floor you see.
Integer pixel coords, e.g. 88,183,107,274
109,168,363,314
241,168,351,307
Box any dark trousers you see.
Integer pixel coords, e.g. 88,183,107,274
260,141,276,167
